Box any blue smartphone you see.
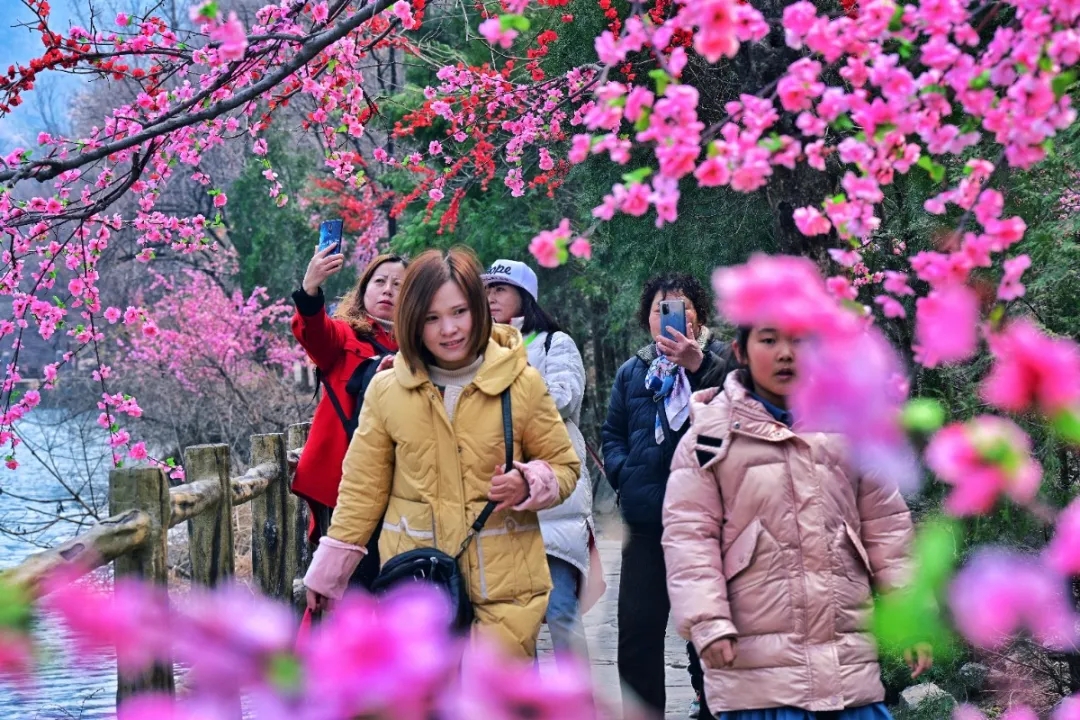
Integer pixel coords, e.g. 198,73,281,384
318,219,343,255
659,299,687,342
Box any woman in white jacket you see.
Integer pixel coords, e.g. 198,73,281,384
483,258,596,661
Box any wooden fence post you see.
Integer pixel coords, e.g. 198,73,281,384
184,444,234,587
250,433,294,600
285,425,311,604
109,467,174,703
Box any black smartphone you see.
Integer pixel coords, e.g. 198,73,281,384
659,299,687,342
318,219,343,255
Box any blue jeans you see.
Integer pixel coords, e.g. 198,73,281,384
547,555,589,662
718,704,893,720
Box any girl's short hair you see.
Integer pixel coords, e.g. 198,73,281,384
636,273,713,331
495,284,562,336
334,254,408,335
395,247,492,372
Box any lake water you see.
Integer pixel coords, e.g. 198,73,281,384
0,410,117,719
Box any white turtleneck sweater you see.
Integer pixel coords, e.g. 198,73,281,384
426,355,484,422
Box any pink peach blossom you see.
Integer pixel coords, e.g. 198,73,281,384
926,416,1042,516
982,319,1080,415
950,549,1076,650
209,13,247,62
914,284,980,368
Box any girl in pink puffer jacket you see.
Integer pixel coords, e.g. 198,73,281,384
661,325,933,720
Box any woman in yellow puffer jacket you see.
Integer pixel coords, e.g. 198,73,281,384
303,246,580,658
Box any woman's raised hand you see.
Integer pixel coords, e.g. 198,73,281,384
655,328,704,373
302,246,346,297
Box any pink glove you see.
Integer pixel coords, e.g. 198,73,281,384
512,460,561,512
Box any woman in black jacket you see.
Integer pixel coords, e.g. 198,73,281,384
602,273,736,719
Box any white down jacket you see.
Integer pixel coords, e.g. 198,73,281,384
520,326,594,578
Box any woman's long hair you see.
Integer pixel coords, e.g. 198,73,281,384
513,288,562,336
333,254,408,336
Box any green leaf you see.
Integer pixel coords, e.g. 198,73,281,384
901,399,946,434
634,107,652,133
1052,70,1076,100
968,70,991,90
759,135,784,152
872,518,961,654
921,84,948,96
888,5,903,32
831,114,855,132
1052,409,1080,445
196,0,220,21
917,156,945,183
621,167,653,185
706,141,720,159
267,652,303,693
1039,55,1054,73
165,457,177,468
335,124,347,134
648,68,671,96
0,578,32,631
499,14,530,32
898,39,913,60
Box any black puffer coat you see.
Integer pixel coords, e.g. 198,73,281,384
601,329,736,530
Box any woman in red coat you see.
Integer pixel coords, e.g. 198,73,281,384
291,247,407,589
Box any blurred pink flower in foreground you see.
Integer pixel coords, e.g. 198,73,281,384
982,318,1080,415
954,704,1037,720
913,283,980,368
116,695,237,720
793,328,919,491
1046,497,1080,575
950,549,1076,650
1054,694,1080,720
42,574,169,675
171,583,295,693
209,13,247,61
0,629,32,679
713,253,853,337
447,638,596,720
301,587,456,720
716,254,918,490
925,416,1042,516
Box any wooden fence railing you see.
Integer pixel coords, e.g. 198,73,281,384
0,422,313,704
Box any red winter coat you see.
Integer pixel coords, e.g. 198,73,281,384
291,288,397,512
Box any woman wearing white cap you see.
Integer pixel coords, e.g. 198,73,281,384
483,259,601,662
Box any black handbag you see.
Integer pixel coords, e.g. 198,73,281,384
370,390,512,633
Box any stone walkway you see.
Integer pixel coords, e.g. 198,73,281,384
536,518,697,720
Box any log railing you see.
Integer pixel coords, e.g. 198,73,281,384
0,422,313,703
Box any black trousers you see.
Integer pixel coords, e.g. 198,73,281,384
618,527,711,718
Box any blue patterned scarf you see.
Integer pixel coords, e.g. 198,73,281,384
645,354,691,444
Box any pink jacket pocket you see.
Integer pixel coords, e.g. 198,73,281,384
723,519,762,581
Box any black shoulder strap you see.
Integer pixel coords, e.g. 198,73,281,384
544,331,554,354
322,356,382,442
460,390,511,550
322,374,350,430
